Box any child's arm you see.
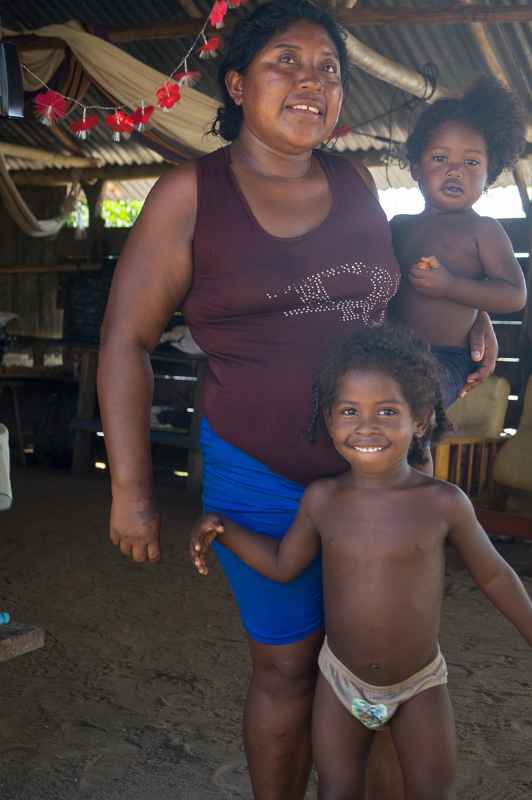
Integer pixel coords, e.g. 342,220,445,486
408,219,526,313
190,489,322,583
446,486,532,645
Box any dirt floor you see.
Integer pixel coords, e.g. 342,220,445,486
1,466,532,800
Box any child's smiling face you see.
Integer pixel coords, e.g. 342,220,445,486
325,369,427,475
412,120,489,212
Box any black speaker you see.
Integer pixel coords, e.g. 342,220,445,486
0,41,24,119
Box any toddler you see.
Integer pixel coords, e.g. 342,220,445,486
392,77,527,406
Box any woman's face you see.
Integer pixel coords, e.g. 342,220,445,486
226,20,344,154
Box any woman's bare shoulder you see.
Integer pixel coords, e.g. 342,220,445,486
131,160,200,241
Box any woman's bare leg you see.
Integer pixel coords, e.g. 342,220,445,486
244,628,323,800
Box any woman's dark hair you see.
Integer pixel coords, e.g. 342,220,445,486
211,0,349,142
406,77,526,186
308,324,450,467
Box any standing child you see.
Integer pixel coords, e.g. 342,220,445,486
190,325,532,800
391,77,527,407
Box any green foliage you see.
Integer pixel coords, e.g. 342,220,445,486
66,199,144,229
101,199,144,228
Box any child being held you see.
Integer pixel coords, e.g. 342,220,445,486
191,325,532,800
391,77,527,407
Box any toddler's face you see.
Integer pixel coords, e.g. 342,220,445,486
412,120,488,212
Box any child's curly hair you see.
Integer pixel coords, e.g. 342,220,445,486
307,324,450,467
406,77,526,186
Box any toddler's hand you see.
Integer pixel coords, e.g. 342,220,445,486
190,513,224,575
409,256,452,298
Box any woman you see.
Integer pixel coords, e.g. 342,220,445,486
98,2,496,798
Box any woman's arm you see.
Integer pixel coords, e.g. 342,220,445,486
98,163,198,562
461,310,498,397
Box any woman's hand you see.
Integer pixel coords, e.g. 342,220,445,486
190,513,224,575
461,311,498,398
110,496,161,563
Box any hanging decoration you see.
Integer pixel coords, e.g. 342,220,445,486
209,1,228,29
173,68,201,88
105,110,134,142
128,102,154,132
34,89,66,125
198,35,222,59
23,0,244,143
156,81,181,111
69,108,99,139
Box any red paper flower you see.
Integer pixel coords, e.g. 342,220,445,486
331,125,352,139
69,112,99,140
34,90,67,126
156,82,181,111
198,36,221,59
128,104,154,131
105,110,134,142
209,0,228,29
173,70,201,88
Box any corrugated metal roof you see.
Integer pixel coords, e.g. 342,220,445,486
1,0,530,194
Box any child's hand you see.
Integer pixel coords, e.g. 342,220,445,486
408,256,452,298
190,513,224,576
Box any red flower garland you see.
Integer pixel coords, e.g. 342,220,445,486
173,70,201,88
128,104,155,132
105,110,134,141
70,113,99,139
199,36,221,59
34,90,66,125
209,0,228,29
156,82,181,111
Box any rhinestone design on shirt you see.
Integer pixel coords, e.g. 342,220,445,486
266,263,399,325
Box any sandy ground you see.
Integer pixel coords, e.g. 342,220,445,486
1,466,532,800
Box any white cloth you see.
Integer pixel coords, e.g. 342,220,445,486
33,22,220,156
0,424,13,511
0,154,76,237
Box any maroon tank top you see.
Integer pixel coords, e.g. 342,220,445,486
183,146,400,484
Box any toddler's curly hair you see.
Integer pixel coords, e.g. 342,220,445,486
308,324,450,467
406,77,526,186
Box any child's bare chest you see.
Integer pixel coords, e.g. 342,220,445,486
317,494,447,569
395,216,483,278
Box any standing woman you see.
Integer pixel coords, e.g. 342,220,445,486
98,2,496,797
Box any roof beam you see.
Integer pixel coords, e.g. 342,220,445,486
11,163,172,186
12,5,532,50
0,142,102,168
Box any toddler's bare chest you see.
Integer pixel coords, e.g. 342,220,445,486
398,220,483,278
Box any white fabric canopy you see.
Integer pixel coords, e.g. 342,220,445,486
33,22,220,156
0,154,77,237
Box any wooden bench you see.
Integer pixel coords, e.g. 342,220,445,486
0,623,45,663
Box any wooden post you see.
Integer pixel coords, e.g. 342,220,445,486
81,180,106,262
520,205,532,391
72,350,98,473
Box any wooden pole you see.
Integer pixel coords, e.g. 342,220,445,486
461,0,531,212
13,163,171,187
0,142,101,168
